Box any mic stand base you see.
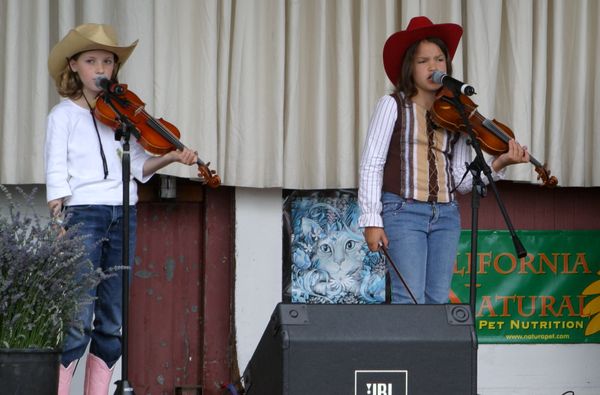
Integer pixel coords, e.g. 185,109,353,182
113,379,136,395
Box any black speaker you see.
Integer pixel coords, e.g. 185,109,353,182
242,303,477,395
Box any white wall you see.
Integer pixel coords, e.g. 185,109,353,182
478,344,599,395
234,187,283,373
234,187,600,395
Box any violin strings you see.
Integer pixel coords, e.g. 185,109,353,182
142,112,185,150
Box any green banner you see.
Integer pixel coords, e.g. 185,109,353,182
451,230,600,344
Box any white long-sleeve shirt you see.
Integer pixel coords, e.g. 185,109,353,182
45,99,153,206
358,95,504,228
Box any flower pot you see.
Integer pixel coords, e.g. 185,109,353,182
0,349,60,395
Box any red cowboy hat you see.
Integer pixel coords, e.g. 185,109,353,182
383,16,463,84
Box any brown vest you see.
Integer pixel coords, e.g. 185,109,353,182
382,93,411,197
382,93,460,202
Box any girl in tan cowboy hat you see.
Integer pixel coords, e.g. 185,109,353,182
45,23,198,395
358,16,530,304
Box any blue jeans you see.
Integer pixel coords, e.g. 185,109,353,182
381,192,460,304
61,205,137,368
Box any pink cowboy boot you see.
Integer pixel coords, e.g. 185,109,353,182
58,360,77,395
84,354,115,395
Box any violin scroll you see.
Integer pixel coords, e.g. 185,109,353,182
197,162,221,188
534,164,558,188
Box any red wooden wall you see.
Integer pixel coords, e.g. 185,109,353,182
457,181,600,230
129,179,236,395
130,200,203,393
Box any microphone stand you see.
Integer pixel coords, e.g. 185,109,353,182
444,88,527,395
99,91,138,395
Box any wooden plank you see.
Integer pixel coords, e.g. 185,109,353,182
202,186,237,394
129,201,203,393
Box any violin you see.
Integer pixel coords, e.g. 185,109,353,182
430,87,558,187
94,83,221,188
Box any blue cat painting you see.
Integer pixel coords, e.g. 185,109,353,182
285,191,386,304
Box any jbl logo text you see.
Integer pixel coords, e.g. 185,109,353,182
366,383,393,395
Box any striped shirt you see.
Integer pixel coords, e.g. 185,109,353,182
358,94,504,228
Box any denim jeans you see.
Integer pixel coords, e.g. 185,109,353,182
61,205,137,368
381,192,460,304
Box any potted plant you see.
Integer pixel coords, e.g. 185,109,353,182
0,185,106,394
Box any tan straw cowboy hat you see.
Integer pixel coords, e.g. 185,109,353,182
48,23,138,84
383,16,462,85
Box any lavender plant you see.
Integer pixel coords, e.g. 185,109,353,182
0,185,106,350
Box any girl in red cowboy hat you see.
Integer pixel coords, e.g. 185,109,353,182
358,16,529,304
45,23,198,395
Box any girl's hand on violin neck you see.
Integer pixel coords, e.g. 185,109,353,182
143,148,198,177
169,148,198,165
491,139,530,172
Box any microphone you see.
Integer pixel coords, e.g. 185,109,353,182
431,71,476,96
95,77,126,95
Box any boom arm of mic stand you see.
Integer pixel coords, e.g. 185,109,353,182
468,139,527,258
